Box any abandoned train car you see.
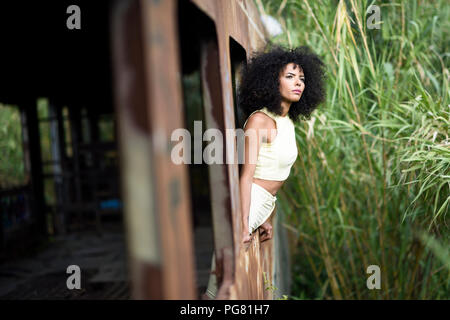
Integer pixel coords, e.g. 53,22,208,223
0,0,293,299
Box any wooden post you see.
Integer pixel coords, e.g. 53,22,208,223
49,102,66,235
68,105,83,230
23,99,47,240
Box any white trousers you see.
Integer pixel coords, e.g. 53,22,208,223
205,183,277,299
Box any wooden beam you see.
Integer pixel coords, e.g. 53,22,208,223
23,99,47,240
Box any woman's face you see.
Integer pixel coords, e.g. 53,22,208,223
279,62,305,103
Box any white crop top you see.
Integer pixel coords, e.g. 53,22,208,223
243,107,298,181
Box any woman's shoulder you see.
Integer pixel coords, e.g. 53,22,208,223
244,107,277,129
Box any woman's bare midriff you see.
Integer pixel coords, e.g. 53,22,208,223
253,177,284,196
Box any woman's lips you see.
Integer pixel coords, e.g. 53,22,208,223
292,90,302,94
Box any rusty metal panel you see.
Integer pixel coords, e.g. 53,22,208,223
260,208,275,300
190,0,267,49
112,0,196,299
112,0,163,299
114,0,286,300
188,0,217,21
139,0,197,299
216,1,269,300
190,0,277,300
137,0,197,299
200,39,235,299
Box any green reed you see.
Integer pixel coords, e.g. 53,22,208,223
259,0,449,299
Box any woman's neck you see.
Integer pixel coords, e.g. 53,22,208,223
280,100,291,117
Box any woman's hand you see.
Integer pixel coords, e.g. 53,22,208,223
242,231,252,244
259,221,273,242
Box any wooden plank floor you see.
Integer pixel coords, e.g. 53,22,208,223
0,221,130,299
0,218,217,299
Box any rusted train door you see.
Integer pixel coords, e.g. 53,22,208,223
112,0,285,300
111,0,197,299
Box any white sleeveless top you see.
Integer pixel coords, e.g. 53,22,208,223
243,107,298,181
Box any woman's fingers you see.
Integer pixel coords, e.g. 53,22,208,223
243,225,274,243
259,225,273,242
242,232,252,244
260,223,272,234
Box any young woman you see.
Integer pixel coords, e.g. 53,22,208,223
239,45,326,244
204,45,326,299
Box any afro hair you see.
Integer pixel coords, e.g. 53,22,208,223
237,45,326,124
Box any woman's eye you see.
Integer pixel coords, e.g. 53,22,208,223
286,75,305,82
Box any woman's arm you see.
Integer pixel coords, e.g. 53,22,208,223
240,113,267,244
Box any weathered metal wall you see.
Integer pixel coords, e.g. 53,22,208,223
112,0,290,299
191,0,284,300
112,0,196,299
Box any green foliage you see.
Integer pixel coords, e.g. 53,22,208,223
262,271,291,299
259,0,449,299
0,103,26,188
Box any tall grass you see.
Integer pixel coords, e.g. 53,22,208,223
258,0,449,299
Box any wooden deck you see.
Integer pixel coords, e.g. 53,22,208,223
0,221,130,299
0,216,218,299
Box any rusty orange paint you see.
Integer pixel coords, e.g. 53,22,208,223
112,0,286,300
188,0,276,300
